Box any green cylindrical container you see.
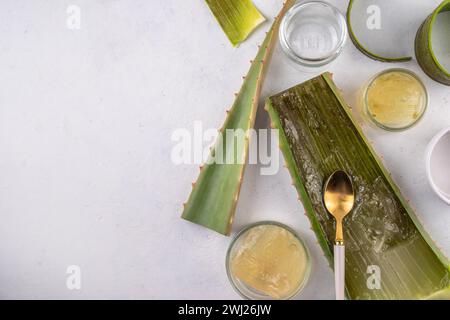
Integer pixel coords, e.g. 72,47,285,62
415,0,450,86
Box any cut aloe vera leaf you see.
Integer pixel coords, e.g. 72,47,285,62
205,0,266,47
182,0,296,235
347,0,413,62
266,73,450,299
415,0,450,86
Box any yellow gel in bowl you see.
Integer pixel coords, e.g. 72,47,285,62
227,222,310,300
364,69,427,131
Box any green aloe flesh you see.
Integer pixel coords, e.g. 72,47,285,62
415,0,450,86
265,73,450,299
205,0,266,47
347,0,412,62
182,0,296,235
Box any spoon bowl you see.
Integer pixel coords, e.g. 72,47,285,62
323,170,355,244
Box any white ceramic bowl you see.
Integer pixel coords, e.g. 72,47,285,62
426,127,450,205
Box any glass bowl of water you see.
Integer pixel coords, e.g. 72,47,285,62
279,1,347,67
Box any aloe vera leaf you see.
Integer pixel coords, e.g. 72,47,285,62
205,0,266,47
347,0,412,62
182,0,296,235
415,0,450,86
265,73,450,299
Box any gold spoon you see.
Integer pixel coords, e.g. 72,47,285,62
323,170,355,300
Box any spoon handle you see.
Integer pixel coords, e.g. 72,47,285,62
334,244,345,300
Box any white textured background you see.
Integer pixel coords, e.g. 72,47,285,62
0,0,448,299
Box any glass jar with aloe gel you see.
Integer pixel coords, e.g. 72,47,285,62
226,221,311,300
360,68,428,131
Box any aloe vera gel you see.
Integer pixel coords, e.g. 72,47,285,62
362,69,427,131
226,222,310,300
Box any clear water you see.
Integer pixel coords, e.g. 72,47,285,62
281,2,346,66
287,16,340,60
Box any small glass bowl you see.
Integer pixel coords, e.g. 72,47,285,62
361,68,428,131
279,1,347,67
226,221,311,300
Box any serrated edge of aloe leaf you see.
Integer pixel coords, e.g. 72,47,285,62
415,0,450,86
347,0,412,63
205,0,266,47
181,0,296,235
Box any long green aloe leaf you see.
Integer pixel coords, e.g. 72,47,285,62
205,0,266,46
182,1,296,235
347,0,412,62
265,73,450,299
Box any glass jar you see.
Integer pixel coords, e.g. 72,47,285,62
279,1,347,67
226,221,311,300
360,68,428,131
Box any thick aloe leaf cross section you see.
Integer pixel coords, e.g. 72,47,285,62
266,73,450,299
182,1,295,235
